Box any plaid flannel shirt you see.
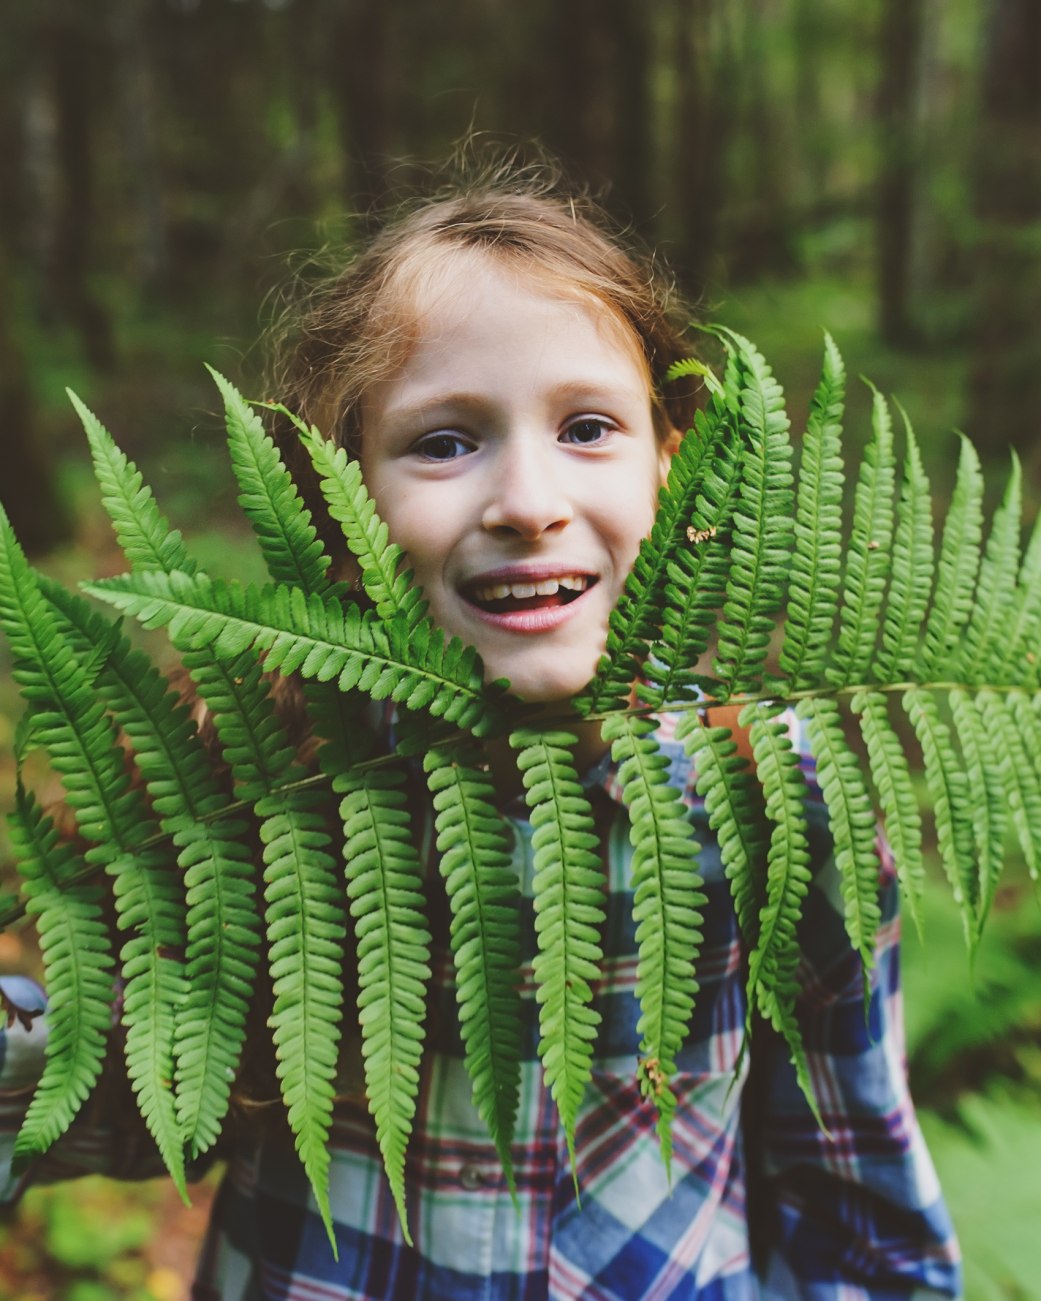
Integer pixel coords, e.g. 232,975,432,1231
1,711,961,1299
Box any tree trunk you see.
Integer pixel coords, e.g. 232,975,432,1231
876,0,924,345
967,0,1041,458
728,0,798,282
545,0,617,190
610,0,655,233
325,0,396,220
111,0,166,291
0,248,70,556
46,2,115,371
671,0,727,294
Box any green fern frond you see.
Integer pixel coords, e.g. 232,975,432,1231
68,392,194,575
0,504,187,1194
9,329,1041,1215
829,384,895,687
850,692,925,936
41,581,259,1156
741,703,817,1118
602,712,706,1164
175,641,346,1242
77,385,361,1242
423,744,522,1193
676,712,766,943
904,689,977,944
949,689,1006,945
958,453,1022,684
996,503,1041,686
797,697,880,975
663,355,724,399
985,690,1041,886
713,331,794,695
259,784,346,1246
510,729,604,1181
778,333,845,691
919,437,984,680
299,427,427,628
9,789,114,1166
644,438,741,706
875,411,933,683
579,399,732,713
338,764,431,1241
85,571,490,734
1008,690,1041,881
210,368,333,594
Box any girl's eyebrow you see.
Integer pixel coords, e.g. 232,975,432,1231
384,380,643,427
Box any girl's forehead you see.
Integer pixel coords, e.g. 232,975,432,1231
398,248,648,372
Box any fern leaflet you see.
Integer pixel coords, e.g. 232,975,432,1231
958,454,1022,684
875,411,933,683
850,692,925,937
510,729,604,1181
300,427,426,628
644,437,741,706
579,398,731,713
778,332,846,690
676,712,766,944
338,763,431,1242
919,437,983,680
950,689,1006,947
742,703,817,1119
904,689,976,944
41,580,260,1156
713,331,794,695
829,383,895,686
423,744,523,1193
0,504,187,1194
797,697,880,977
601,711,705,1164
8,790,115,1166
212,367,333,595
986,691,1041,885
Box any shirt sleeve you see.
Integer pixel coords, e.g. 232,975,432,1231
0,974,49,1201
0,974,209,1199
747,796,963,1299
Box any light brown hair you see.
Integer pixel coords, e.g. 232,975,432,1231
267,154,698,542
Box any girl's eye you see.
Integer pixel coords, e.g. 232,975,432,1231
414,432,474,461
561,417,612,446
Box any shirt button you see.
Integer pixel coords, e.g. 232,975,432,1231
459,1163,485,1190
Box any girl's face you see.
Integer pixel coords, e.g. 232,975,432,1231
360,257,673,703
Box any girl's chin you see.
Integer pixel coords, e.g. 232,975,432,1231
480,654,599,705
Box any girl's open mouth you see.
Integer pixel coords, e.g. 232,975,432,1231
464,573,595,615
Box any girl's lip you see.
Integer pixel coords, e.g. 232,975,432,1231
459,579,597,635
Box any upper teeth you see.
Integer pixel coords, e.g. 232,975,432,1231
470,574,591,602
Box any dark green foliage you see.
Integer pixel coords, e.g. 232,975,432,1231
712,330,794,695
423,743,523,1195
8,791,114,1165
338,764,429,1241
601,712,705,1162
508,728,604,1181
778,332,845,691
3,334,1041,1230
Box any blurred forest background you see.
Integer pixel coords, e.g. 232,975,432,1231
1,0,1040,1296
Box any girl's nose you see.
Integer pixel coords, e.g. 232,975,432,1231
480,438,574,540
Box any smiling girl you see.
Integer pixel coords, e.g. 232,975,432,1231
0,160,960,1299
